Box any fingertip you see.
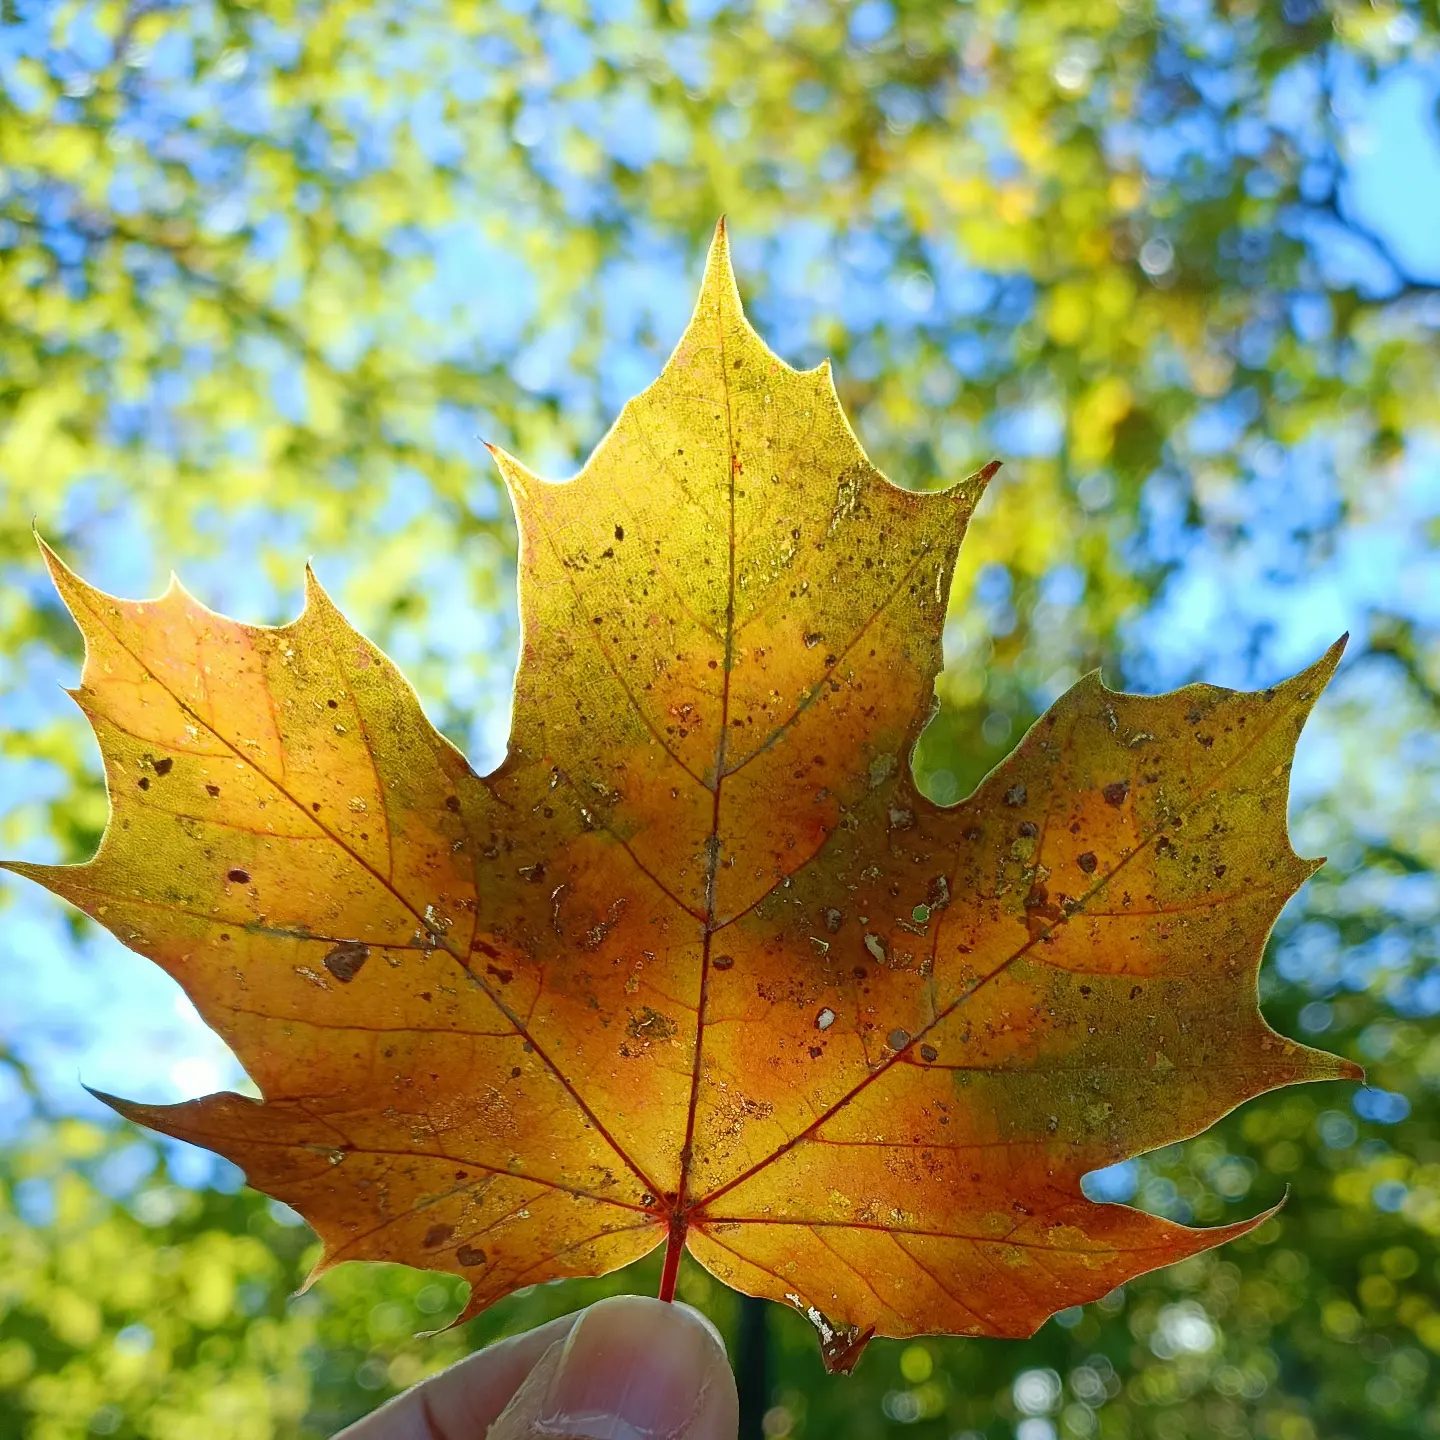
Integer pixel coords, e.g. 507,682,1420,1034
491,1295,737,1440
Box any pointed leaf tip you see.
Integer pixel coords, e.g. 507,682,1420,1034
697,215,743,321
34,531,66,577
83,1083,129,1117
1292,633,1349,698
934,457,1002,511
295,1250,335,1297
961,458,1003,499
1249,1191,1288,1226
302,561,332,610
484,442,545,506
822,1324,875,1375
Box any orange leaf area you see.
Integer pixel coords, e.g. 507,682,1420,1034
5,222,1359,1369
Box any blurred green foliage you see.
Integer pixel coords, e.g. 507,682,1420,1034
2,0,1438,1437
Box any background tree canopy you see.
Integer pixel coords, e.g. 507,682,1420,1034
1,1,1437,1437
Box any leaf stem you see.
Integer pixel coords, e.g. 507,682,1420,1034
658,1216,685,1302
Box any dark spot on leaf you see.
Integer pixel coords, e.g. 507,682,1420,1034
626,1006,676,1043
614,525,624,541
1004,784,1026,807
445,795,461,813
712,953,734,971
919,1044,939,1063
205,784,221,797
486,963,513,984
1103,781,1129,807
1017,821,1037,838
327,699,338,709
153,757,173,776
456,1244,487,1267
323,941,370,983
137,777,150,790
1077,851,1098,874
422,1223,453,1249
227,868,249,884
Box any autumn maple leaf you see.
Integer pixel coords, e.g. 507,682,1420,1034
3,220,1359,1370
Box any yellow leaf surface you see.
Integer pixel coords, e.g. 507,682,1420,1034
5,222,1358,1368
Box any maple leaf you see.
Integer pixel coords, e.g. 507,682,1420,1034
4,221,1360,1371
